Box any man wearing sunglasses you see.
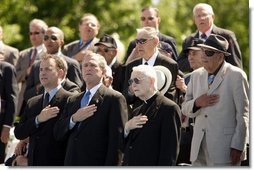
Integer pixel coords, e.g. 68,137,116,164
63,13,100,63
178,3,242,73
123,26,178,113
94,34,125,92
124,6,178,63
16,19,48,117
182,34,249,166
24,27,83,103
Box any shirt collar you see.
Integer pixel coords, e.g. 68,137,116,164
44,84,62,102
142,49,159,66
86,82,103,100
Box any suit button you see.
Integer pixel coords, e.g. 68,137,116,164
129,146,133,149
205,115,208,118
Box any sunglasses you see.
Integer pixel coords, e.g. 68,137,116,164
140,17,155,21
203,50,217,57
135,38,153,45
44,35,58,41
128,77,145,85
29,32,40,35
96,48,113,53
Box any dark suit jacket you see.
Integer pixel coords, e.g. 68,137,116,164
24,53,83,101
124,32,178,62
0,61,18,128
123,53,178,110
14,88,72,166
111,61,125,92
54,85,128,166
177,25,242,72
122,92,181,166
0,43,19,66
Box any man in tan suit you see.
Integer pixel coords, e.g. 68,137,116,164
182,34,249,166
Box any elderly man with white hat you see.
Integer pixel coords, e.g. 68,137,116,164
122,64,181,166
182,34,249,166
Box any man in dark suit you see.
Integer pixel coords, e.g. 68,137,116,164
94,34,125,92
54,51,128,166
0,26,19,66
0,61,18,164
14,54,72,166
122,65,181,166
177,3,242,72
124,6,178,63
24,26,83,102
63,13,100,63
123,27,178,111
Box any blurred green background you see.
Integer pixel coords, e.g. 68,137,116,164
0,0,249,76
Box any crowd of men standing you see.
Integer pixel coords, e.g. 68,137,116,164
0,2,249,167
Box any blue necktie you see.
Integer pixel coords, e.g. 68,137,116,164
80,90,91,108
208,75,215,87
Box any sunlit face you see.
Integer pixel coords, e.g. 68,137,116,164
136,32,158,60
82,55,105,88
193,7,214,33
29,24,44,47
39,58,61,90
188,49,203,70
44,29,63,54
79,16,99,42
130,71,151,100
141,8,160,29
201,48,223,73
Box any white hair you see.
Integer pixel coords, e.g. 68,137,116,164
193,3,214,16
136,27,159,39
132,65,158,90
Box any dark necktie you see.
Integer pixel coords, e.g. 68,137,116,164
29,48,37,66
208,75,215,88
201,33,207,40
80,90,91,108
144,62,148,65
43,92,50,108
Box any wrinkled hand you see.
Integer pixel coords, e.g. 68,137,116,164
125,114,148,132
37,105,59,123
1,126,10,143
195,93,219,108
230,148,242,165
14,139,28,155
72,104,97,123
176,75,187,93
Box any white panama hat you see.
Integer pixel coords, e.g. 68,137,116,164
153,65,172,95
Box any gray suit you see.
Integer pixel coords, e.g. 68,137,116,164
182,62,249,164
0,43,19,66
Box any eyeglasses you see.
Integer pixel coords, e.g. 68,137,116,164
194,13,211,19
135,38,153,45
128,77,145,85
44,35,58,41
140,17,155,21
203,50,218,57
29,32,40,35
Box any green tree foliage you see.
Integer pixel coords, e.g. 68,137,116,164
0,0,249,75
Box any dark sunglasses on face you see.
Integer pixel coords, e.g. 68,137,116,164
135,38,153,45
29,32,40,35
203,50,217,57
128,77,144,85
44,35,58,41
96,48,112,53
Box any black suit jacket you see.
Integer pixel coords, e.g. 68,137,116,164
177,25,242,72
0,61,18,128
122,92,181,166
124,32,178,62
123,53,178,110
14,88,72,166
54,85,128,166
24,53,83,101
111,61,125,92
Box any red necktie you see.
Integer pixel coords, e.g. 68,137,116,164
29,48,37,66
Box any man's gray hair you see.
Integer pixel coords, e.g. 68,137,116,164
136,27,159,39
193,3,214,16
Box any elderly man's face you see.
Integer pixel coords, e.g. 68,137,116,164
136,32,157,60
129,71,151,100
201,48,223,73
193,7,214,33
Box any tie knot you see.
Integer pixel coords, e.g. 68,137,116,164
201,33,207,40
208,75,215,85
144,62,148,65
80,90,91,108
